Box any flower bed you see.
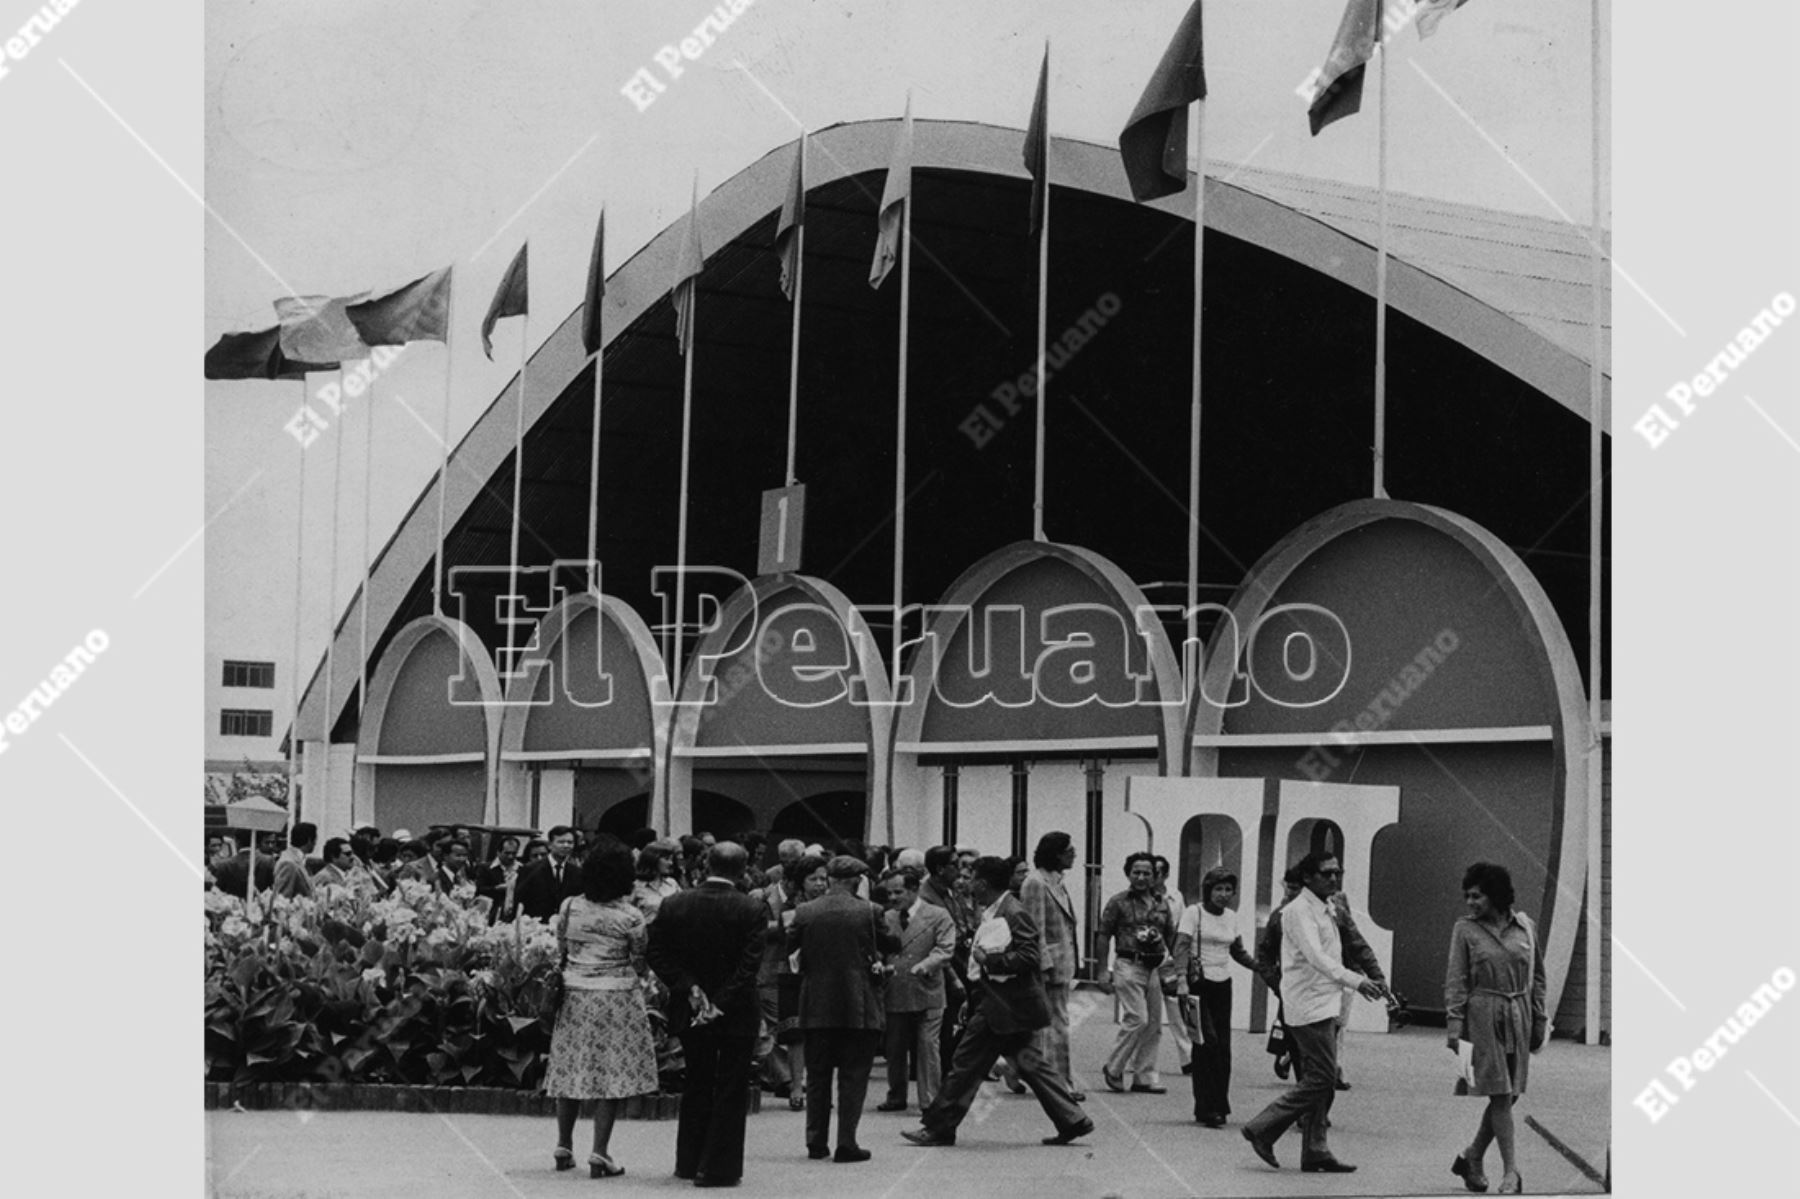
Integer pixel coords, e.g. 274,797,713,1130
203,881,684,1097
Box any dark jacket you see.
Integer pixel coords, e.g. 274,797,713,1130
786,889,901,1031
513,857,583,920
646,880,768,1038
967,893,1052,1036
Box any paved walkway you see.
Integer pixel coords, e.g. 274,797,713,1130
207,1020,1608,1198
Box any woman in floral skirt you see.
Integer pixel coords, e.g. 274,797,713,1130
1445,862,1547,1195
544,837,660,1178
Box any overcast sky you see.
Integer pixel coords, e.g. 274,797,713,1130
204,0,1605,693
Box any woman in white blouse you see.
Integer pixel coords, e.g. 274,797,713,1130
1173,866,1261,1128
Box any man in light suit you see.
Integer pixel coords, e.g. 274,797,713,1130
786,856,902,1164
272,822,317,900
1019,831,1084,1101
647,842,768,1188
903,856,1094,1149
875,867,956,1113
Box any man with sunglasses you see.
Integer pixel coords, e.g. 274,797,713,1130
1241,852,1384,1175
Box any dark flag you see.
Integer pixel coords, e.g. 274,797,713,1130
1118,1,1207,202
1024,46,1049,234
776,137,806,301
480,243,529,359
1308,0,1382,135
205,325,332,380
581,209,606,356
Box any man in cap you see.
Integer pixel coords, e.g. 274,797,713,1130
786,855,901,1164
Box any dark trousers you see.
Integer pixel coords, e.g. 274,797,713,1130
1242,1017,1338,1163
675,1032,755,1183
921,1007,1087,1139
804,1028,881,1152
1190,978,1235,1120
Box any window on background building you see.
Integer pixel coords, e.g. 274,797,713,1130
220,709,274,737
223,660,276,688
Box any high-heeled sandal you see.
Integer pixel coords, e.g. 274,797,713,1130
1497,1170,1523,1194
589,1153,625,1179
1452,1152,1489,1193
552,1147,575,1172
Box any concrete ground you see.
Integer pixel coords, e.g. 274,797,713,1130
206,1017,1609,1199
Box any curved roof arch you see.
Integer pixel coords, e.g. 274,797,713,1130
298,119,1610,745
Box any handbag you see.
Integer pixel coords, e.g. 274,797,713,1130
539,899,572,1029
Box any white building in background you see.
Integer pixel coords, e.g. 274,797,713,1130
204,650,291,805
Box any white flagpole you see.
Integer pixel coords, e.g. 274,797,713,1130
320,367,348,820
1185,101,1207,659
433,282,459,616
357,372,374,827
587,237,605,595
506,310,530,683
672,177,700,829
1584,0,1606,1047
786,136,807,488
890,160,914,700
1032,59,1051,544
1373,39,1391,499
287,379,309,837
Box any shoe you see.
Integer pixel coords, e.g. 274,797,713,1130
588,1154,624,1179
1453,1151,1490,1193
833,1146,872,1163
1069,1091,1086,1103
1301,1158,1358,1173
1242,1127,1280,1169
772,1082,792,1099
1042,1117,1095,1145
1335,1077,1351,1091
901,1128,956,1147
674,1169,696,1181
788,1095,806,1112
1102,1068,1126,1093
553,1147,575,1172
1273,1054,1291,1080
1129,1083,1167,1094
693,1176,740,1188
1197,1115,1226,1128
1180,1062,1194,1075
1497,1170,1524,1194
876,1100,909,1112
1005,1076,1026,1094
806,1144,830,1160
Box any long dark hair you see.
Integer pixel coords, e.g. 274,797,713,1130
581,837,635,902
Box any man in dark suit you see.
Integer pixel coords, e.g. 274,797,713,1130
647,842,768,1188
512,826,582,920
902,856,1095,1149
875,867,957,1112
786,856,902,1164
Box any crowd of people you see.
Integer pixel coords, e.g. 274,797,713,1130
204,821,1547,1193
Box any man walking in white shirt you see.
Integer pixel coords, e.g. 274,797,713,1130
1241,852,1384,1174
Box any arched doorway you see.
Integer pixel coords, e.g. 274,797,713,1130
770,792,868,854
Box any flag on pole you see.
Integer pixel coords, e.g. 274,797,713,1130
776,137,806,301
869,97,914,289
1307,0,1382,135
672,178,706,355
1415,0,1472,39
274,295,370,363
1118,1,1208,203
205,326,333,380
581,209,607,356
346,266,453,346
480,243,530,359
1024,46,1050,234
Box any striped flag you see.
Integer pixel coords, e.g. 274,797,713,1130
480,242,529,359
673,179,706,355
1024,46,1050,233
1308,0,1382,136
346,266,453,346
1118,1,1207,202
869,97,914,289
776,136,806,301
581,210,607,356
